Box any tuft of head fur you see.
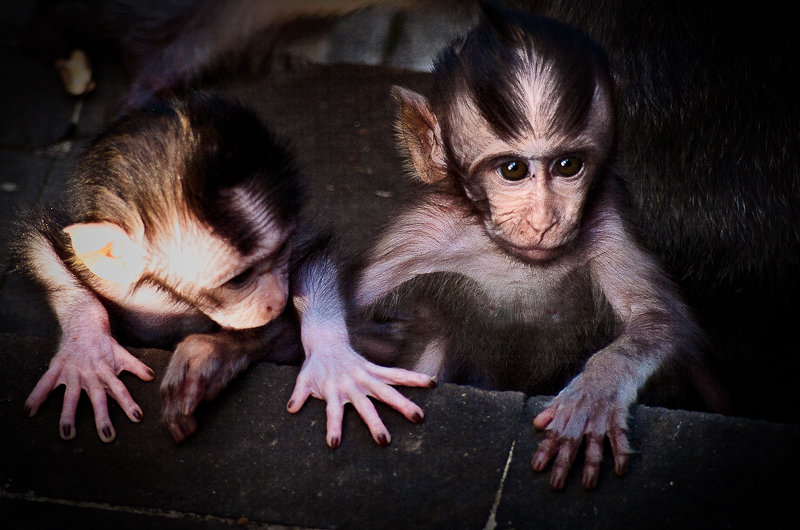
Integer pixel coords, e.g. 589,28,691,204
431,1,614,151
72,94,302,255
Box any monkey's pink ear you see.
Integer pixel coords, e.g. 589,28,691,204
392,86,448,183
64,222,146,284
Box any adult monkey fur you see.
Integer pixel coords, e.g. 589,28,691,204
17,94,434,444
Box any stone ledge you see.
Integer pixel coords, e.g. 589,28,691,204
1,334,797,529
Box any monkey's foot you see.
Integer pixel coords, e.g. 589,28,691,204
287,337,435,448
24,332,154,443
161,333,252,443
530,380,632,490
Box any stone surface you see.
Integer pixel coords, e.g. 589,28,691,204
387,10,475,71
326,7,397,66
0,45,75,148
495,396,798,529
0,334,524,530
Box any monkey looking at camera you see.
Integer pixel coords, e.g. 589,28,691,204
289,3,722,490
18,94,434,444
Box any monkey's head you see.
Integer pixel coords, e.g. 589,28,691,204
64,95,302,330
394,2,615,262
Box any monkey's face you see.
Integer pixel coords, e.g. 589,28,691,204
447,87,613,263
153,219,293,330
66,217,293,331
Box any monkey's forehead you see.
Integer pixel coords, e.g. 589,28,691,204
447,90,612,167
149,216,289,286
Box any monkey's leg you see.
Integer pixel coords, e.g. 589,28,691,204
288,253,434,448
160,322,290,443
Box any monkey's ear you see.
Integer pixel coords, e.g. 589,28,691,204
392,86,448,183
64,222,146,284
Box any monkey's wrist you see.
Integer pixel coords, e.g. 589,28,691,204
300,321,351,355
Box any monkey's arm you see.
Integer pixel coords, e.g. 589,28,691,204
23,234,155,443
288,249,435,448
355,195,485,309
531,198,698,489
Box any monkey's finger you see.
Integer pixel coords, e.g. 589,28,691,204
104,374,144,423
368,382,424,424
609,428,631,476
182,376,206,416
531,432,560,472
550,437,580,490
59,383,82,440
24,366,64,416
325,399,345,449
85,382,116,443
119,349,156,381
286,380,313,413
369,364,436,388
582,433,605,489
167,413,197,444
350,394,391,446
533,406,558,430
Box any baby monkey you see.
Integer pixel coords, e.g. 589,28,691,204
19,94,298,442
19,94,433,443
295,3,713,489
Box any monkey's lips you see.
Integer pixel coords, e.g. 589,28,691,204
506,243,562,262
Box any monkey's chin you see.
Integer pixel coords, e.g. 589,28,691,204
215,313,280,331
505,244,562,263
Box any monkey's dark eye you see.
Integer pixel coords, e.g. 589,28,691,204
499,160,528,181
553,157,583,177
224,267,254,289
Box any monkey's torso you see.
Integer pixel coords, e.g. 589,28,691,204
355,191,622,395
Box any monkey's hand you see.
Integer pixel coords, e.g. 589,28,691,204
287,331,434,448
161,333,254,443
530,369,633,490
24,332,155,443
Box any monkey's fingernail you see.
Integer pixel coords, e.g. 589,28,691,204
377,433,390,446
532,453,548,471
330,436,340,449
287,400,295,411
101,425,113,441
23,404,32,417
133,409,143,421
61,424,73,439
411,412,423,423
583,468,598,489
427,379,437,388
147,367,156,378
551,468,567,490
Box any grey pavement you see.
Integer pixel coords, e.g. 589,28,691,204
1,2,798,529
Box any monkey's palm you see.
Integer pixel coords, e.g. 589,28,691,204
24,333,154,442
531,371,632,490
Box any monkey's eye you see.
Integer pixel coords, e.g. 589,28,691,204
498,160,529,181
553,157,583,177
224,267,254,289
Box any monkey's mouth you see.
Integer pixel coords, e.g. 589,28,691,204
505,242,562,263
